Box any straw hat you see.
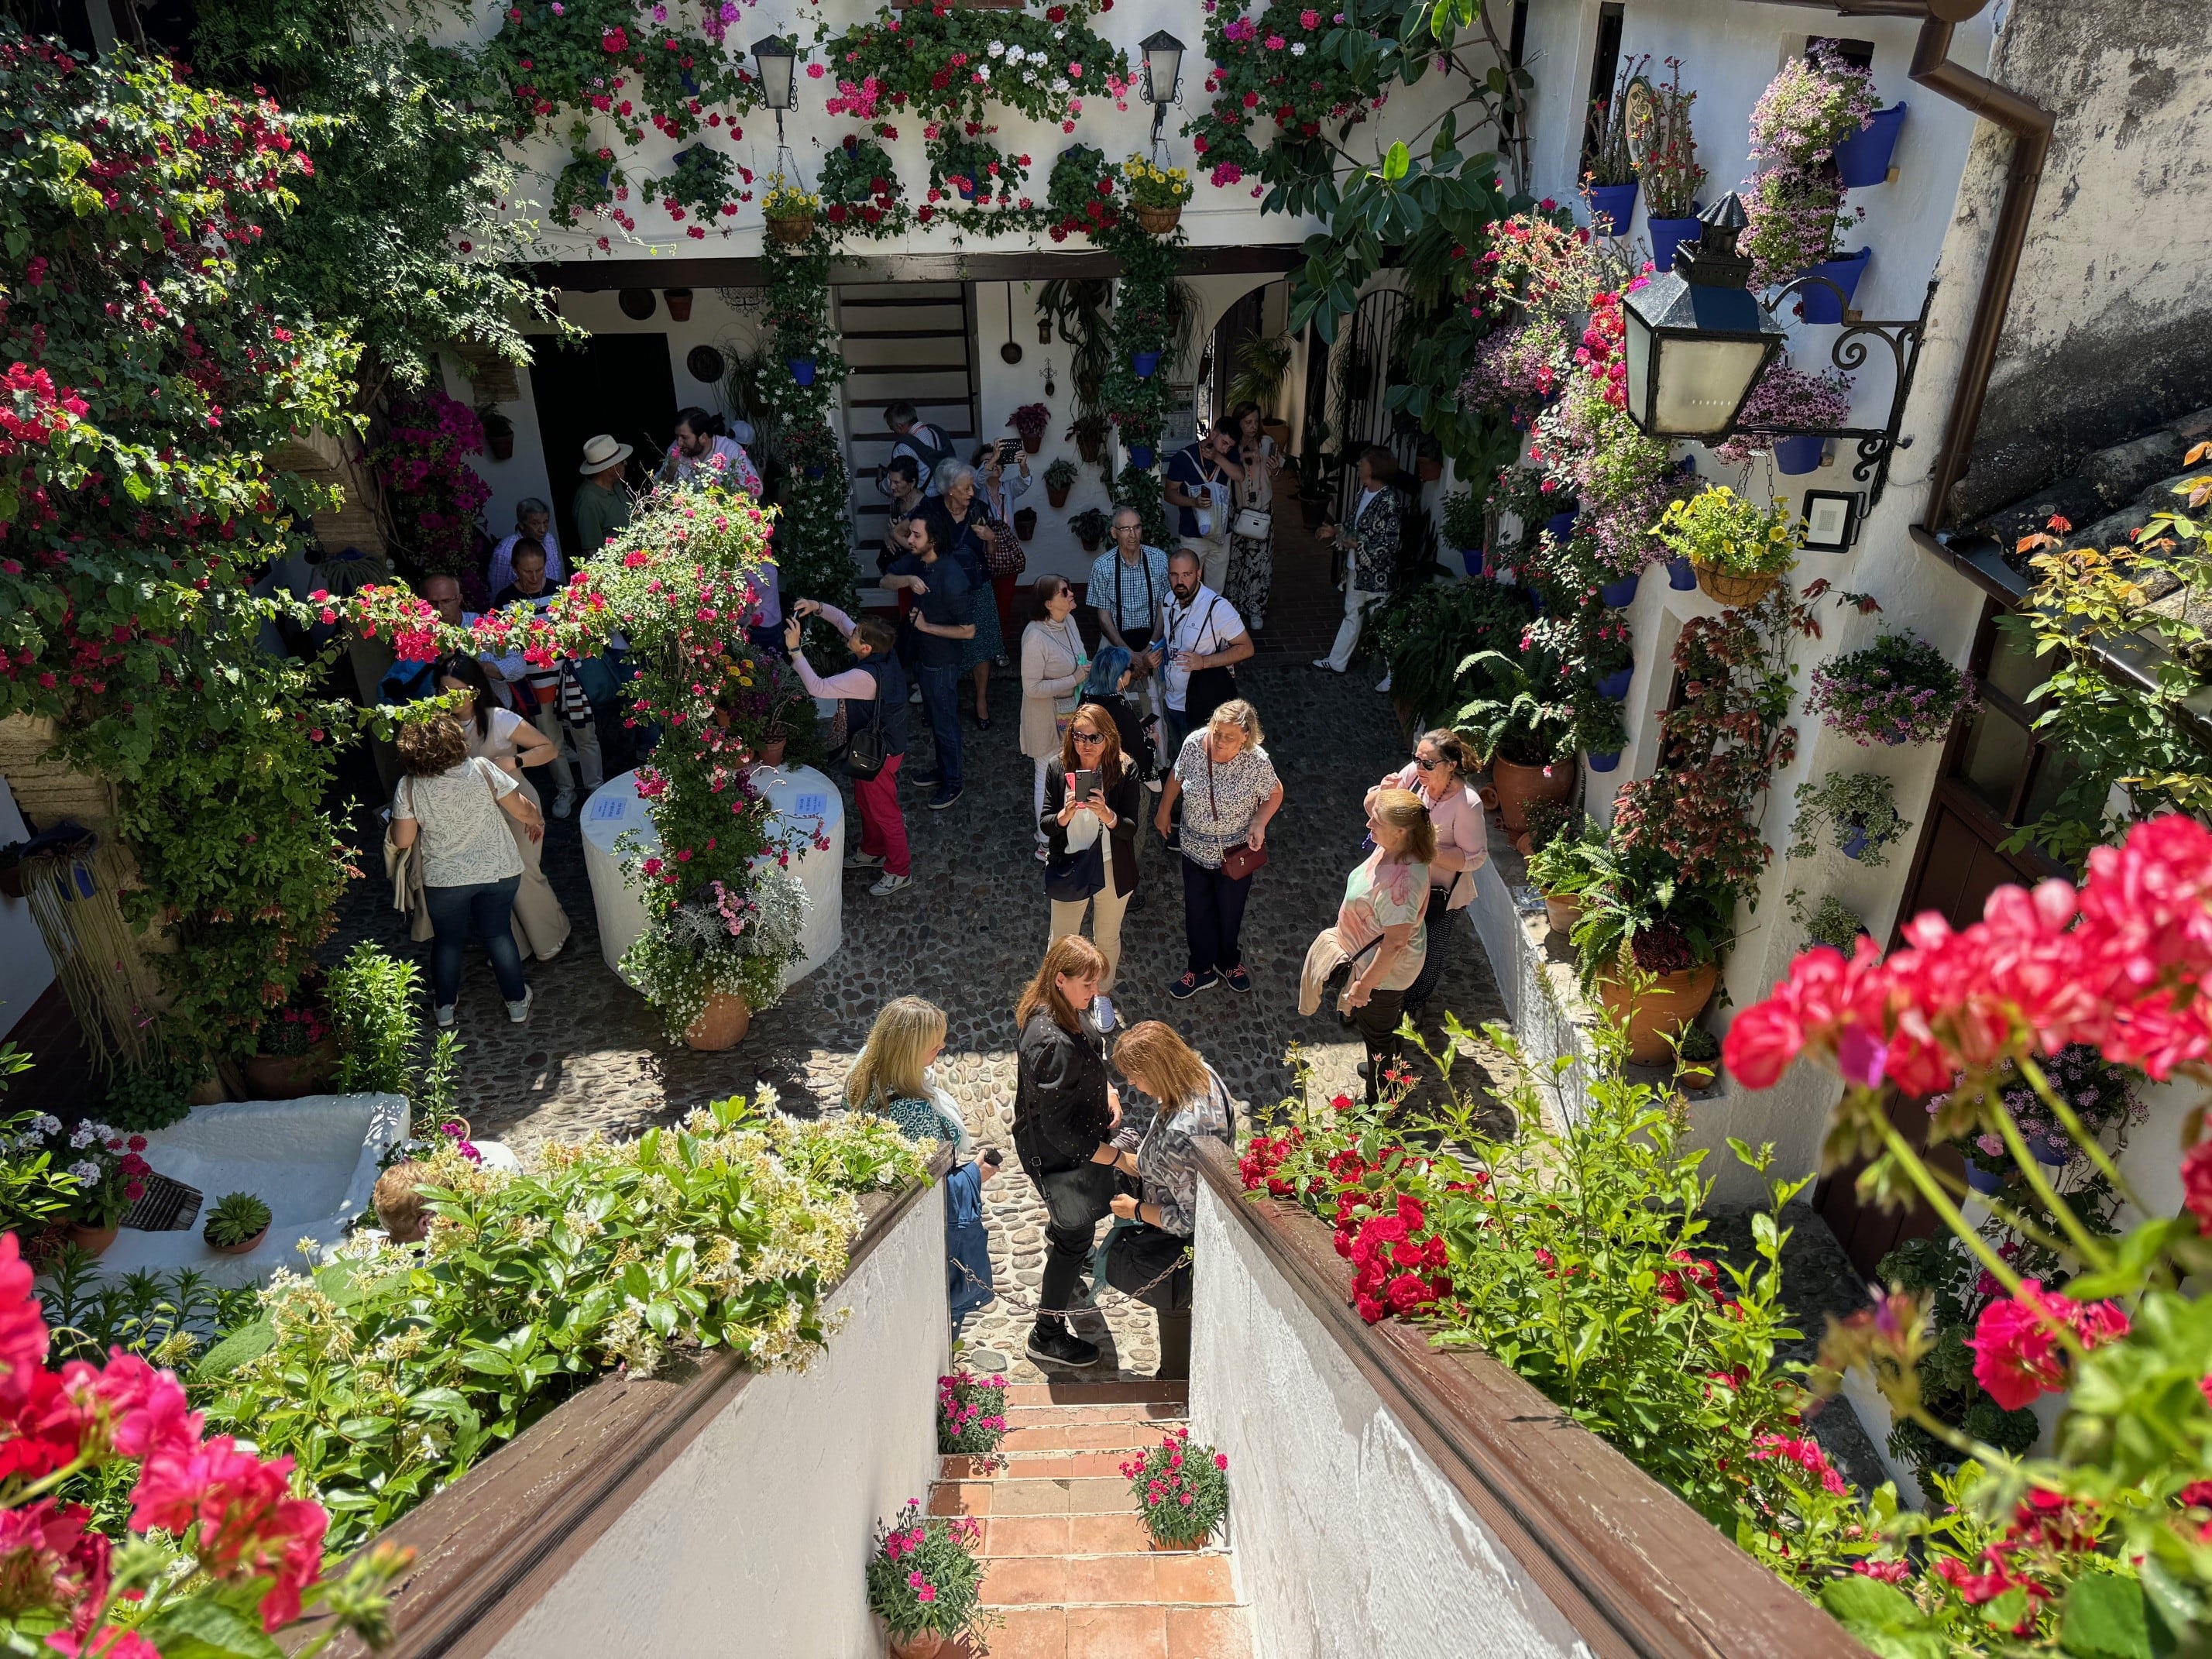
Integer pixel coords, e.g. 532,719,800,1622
579,434,634,475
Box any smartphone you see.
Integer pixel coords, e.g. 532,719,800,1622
1074,768,1100,802
996,437,1022,463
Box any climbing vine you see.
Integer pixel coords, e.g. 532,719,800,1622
757,229,860,620
1092,218,1180,547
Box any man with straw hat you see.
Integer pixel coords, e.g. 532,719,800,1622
572,434,634,557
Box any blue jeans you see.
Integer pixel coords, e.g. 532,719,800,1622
916,663,963,789
424,877,527,1009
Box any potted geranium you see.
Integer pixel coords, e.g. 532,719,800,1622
867,1500,990,1657
1121,1426,1229,1551
40,1118,153,1255
1788,770,1911,865
1456,646,1578,835
202,1189,272,1256
246,999,338,1100
1440,489,1487,575
763,173,819,245
1650,484,1800,607
1007,402,1050,455
1043,456,1078,508
1806,630,1973,746
1121,152,1193,236
1067,505,1109,551
1716,361,1853,476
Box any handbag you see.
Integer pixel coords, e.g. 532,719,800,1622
846,715,888,781
1206,750,1269,883
1045,839,1105,902
1231,505,1273,541
983,518,1027,579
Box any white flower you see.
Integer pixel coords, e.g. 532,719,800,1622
1004,43,1025,64
987,39,1005,57
975,64,991,80
68,1160,100,1186
1022,68,1037,83
68,1125,95,1149
1290,40,1306,53
34,1116,60,1138
1050,75,1068,93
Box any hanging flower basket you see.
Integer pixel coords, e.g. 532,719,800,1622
788,357,818,387
1132,202,1182,236
1131,349,1162,380
766,211,816,246
1692,563,1780,608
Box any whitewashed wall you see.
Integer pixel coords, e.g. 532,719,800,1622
482,1185,946,1659
1191,1180,1591,1659
0,775,54,1038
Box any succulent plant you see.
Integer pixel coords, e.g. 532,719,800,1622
203,1190,271,1250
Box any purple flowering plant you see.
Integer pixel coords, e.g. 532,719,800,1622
1715,360,1855,465
1805,630,1974,746
1738,46,1876,289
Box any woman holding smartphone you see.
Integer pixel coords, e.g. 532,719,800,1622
1040,702,1142,1032
974,440,1032,647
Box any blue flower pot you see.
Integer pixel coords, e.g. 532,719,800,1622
951,177,977,201
788,356,817,387
1132,349,1162,380
1128,444,1155,470
1586,749,1621,774
1544,507,1578,541
1836,103,1908,189
1667,556,1696,590
1461,547,1484,577
2024,1128,2068,1168
1774,434,1826,475
1965,1163,2004,1195
1598,665,1633,700
1530,591,1547,617
1586,180,1638,238
679,69,699,96
1841,823,1872,861
1795,247,1872,324
1599,574,1640,609
802,464,825,480
1647,211,1702,275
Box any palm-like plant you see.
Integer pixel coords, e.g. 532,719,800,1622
1455,647,1576,767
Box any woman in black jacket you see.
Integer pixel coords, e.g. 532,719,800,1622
1040,702,1144,1034
1012,933,1120,1369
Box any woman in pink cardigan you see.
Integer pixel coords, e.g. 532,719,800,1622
1364,728,1489,1013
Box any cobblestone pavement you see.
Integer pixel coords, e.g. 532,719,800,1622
331,659,1511,1380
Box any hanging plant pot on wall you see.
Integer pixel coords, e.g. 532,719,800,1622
1647,208,1702,276
1013,508,1038,540
1128,444,1156,469
1598,663,1633,700
1836,104,1908,188
1774,434,1826,475
665,287,694,322
1586,180,1638,238
788,357,818,387
1795,247,1872,324
766,211,816,246
1667,556,1697,591
1599,574,1640,609
1131,349,1162,380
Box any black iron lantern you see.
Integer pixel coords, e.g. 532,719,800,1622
1139,30,1183,143
1620,194,1788,440
753,36,797,110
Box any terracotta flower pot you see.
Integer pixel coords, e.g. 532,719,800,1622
68,1224,118,1258
886,1631,971,1659
1146,1534,1201,1552
1598,963,1720,1066
766,212,815,246
1677,1061,1718,1092
1046,482,1070,509
1490,757,1574,836
1692,563,1781,609
1013,508,1038,540
1543,893,1581,936
208,1224,269,1258
665,287,693,321
1132,202,1183,236
1075,432,1104,463
1262,417,1292,450
1019,432,1042,455
755,737,788,768
683,991,752,1051
244,1035,338,1101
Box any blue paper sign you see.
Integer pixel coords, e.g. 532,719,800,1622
795,794,828,816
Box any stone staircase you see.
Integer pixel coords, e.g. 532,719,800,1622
928,1380,1252,1658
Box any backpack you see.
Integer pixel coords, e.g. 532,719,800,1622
378,658,438,706
895,423,957,487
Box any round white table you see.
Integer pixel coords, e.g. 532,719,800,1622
578,765,845,988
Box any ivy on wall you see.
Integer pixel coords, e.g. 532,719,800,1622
757,230,860,621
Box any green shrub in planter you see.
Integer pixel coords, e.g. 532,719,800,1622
1785,888,1865,954
1439,489,1486,554
202,1190,272,1250
1787,771,1911,867
1376,580,1532,730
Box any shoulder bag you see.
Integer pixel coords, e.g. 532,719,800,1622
846,710,888,781
1178,596,1238,726
1207,750,1269,882
1231,458,1273,542
1043,770,1108,901
981,496,1027,579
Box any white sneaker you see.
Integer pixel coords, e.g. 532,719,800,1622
1093,994,1116,1033
434,1004,457,1029
551,793,575,819
507,988,534,1024
1311,657,1343,673
845,850,884,871
1376,671,1393,694
871,871,912,896
1146,777,1163,793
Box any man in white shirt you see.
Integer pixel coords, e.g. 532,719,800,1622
1145,548,1254,762
488,499,562,593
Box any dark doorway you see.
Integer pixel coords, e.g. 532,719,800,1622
1813,603,2071,1279
1210,288,1264,428
527,333,678,558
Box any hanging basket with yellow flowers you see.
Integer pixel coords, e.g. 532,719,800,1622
1122,154,1194,236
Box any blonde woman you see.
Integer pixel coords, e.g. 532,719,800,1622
1301,788,1436,1103
1153,698,1283,1001
1103,1021,1233,1377
1020,574,1089,860
1040,702,1143,1030
1013,934,1118,1369
848,997,999,1337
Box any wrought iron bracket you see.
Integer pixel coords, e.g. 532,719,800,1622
1732,277,1938,511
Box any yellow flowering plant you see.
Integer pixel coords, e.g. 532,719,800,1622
763,174,820,218
1651,484,1802,578
1121,154,1194,209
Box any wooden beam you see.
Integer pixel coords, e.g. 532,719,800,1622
535,242,1308,292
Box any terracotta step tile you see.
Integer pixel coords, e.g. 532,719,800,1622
927,1481,993,1517
1061,1554,1164,1605
985,1606,1068,1659
981,1554,1089,1608
983,1515,1071,1558
989,1479,1074,1516
939,1454,1008,1480
1069,1477,1135,1514
1004,1403,1188,1429
1166,1606,1253,1658
1066,1604,1167,1659
1069,1451,1142,1479
988,1476,1142,1517
1153,1553,1236,1605
1002,1423,1165,1452
1007,1380,1189,1407
1068,1512,1155,1554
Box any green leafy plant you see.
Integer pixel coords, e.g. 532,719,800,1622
1439,489,1486,552
202,1190,273,1250
1526,814,1606,898
1569,693,1628,759
1806,631,1972,747
0,1091,79,1246
1373,578,1532,732
37,1251,258,1367
1788,771,1911,867
1651,485,1802,578
101,1063,196,1135
867,1500,990,1648
1121,1427,1229,1547
1569,847,1731,994
1224,332,1293,417
1785,888,1864,954
1674,1022,1720,1066
198,1091,930,1551
1043,457,1080,491
817,134,909,237
1455,644,1576,768
1066,506,1110,548
328,942,423,1097
1521,796,1578,857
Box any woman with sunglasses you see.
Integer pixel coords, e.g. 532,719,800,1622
1364,728,1487,1014
1020,573,1091,861
1040,702,1142,1032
